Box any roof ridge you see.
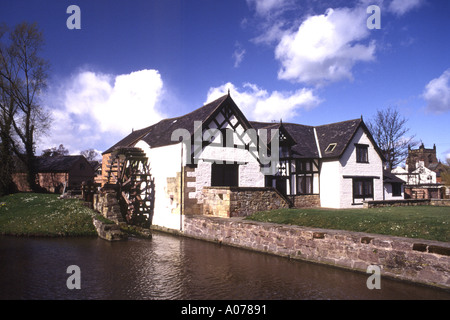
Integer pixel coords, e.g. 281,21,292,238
314,118,361,128
250,118,362,129
133,94,229,130
166,94,228,122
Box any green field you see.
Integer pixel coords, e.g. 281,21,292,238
246,206,450,242
0,193,98,237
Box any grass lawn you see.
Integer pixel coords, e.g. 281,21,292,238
246,206,450,242
0,193,98,237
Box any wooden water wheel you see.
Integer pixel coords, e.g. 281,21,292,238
105,147,155,227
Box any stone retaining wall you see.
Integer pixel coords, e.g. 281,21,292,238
202,187,289,218
181,215,450,289
430,199,450,206
93,190,124,224
93,218,127,241
292,194,321,208
364,199,430,208
364,199,450,208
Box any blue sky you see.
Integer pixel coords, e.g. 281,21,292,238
1,0,450,163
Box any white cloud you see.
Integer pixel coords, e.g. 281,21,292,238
251,20,288,45
388,0,424,16
246,0,291,17
422,68,450,114
41,69,166,154
206,82,321,122
64,69,164,134
232,43,246,68
274,7,376,86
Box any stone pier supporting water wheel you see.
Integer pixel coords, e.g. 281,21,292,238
104,147,155,228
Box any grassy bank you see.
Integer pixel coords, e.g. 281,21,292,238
246,206,450,242
0,193,98,237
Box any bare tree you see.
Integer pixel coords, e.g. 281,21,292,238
0,22,51,191
80,148,100,161
0,24,17,195
0,85,16,195
41,144,69,157
367,107,418,170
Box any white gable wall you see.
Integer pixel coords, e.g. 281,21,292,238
339,127,384,208
320,127,384,209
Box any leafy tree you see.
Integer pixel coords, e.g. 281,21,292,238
367,107,418,170
0,22,51,191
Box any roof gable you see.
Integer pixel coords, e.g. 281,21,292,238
315,118,385,161
384,170,405,184
315,118,362,159
103,95,231,153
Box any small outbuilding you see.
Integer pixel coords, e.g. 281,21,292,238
13,155,96,193
383,170,405,200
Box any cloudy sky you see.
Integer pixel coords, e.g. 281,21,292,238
2,0,450,161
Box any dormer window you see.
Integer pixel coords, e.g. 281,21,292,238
325,143,336,153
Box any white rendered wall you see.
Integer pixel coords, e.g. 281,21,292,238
189,112,265,203
319,160,341,208
384,183,404,200
191,144,265,204
339,127,384,208
134,140,184,230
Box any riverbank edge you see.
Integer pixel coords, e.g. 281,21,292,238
151,215,450,291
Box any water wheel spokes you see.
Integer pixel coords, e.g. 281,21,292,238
105,147,155,227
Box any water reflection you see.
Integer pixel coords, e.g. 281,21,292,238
0,232,448,300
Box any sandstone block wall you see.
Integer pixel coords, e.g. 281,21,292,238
202,187,289,218
182,215,450,289
93,190,124,224
364,199,450,208
93,218,127,241
292,194,320,208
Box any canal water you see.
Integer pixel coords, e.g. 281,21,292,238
0,232,449,300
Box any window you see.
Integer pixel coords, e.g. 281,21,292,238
353,178,373,200
211,163,239,187
325,143,336,153
356,144,369,163
295,160,318,195
298,175,313,194
392,183,402,197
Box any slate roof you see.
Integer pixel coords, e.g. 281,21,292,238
383,170,406,184
250,118,375,160
250,121,319,158
103,95,229,154
35,156,88,172
315,118,363,159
